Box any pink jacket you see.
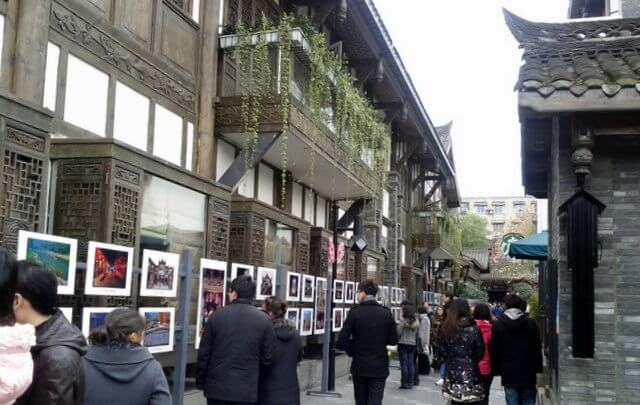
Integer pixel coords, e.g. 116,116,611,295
0,324,35,405
475,319,492,376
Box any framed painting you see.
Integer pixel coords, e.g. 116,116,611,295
230,263,255,281
332,308,344,332
300,308,314,336
286,307,299,330
301,274,315,303
17,231,78,295
85,242,134,296
82,307,115,338
256,267,277,300
140,250,179,297
196,259,227,349
139,307,175,354
286,272,301,302
333,279,344,303
314,277,327,334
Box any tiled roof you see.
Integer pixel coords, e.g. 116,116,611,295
462,248,490,272
504,9,640,97
436,121,453,153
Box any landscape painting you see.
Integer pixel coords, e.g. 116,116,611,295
17,231,77,295
140,307,175,354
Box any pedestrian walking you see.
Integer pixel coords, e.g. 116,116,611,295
417,306,431,376
258,297,302,405
0,249,35,405
196,275,276,405
473,303,493,405
336,280,399,405
431,306,446,385
490,294,542,405
14,261,87,405
82,308,171,405
438,298,484,404
397,304,419,389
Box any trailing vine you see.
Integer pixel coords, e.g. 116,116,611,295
231,15,390,198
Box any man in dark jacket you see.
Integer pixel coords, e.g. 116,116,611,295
13,262,87,405
490,294,542,405
337,280,399,405
197,275,276,405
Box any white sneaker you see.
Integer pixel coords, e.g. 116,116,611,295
435,378,444,386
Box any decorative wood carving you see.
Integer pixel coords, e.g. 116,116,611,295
114,164,141,185
207,198,230,260
51,2,195,110
5,127,46,153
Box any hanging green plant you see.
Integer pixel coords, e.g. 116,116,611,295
230,15,391,197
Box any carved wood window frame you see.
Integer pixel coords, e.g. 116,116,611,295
45,38,196,172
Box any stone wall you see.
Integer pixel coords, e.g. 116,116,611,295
551,121,640,404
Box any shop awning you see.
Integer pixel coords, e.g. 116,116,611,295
508,231,548,260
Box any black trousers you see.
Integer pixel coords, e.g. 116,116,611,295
352,375,386,405
207,400,256,405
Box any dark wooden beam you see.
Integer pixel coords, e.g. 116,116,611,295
394,141,420,171
423,179,442,205
413,173,441,189
412,167,428,190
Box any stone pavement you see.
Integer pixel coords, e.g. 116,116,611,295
185,366,507,405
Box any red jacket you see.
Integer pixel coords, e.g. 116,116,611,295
475,319,492,376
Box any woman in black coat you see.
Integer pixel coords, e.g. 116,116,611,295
258,297,303,405
438,298,484,404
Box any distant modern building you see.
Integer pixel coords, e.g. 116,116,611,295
460,197,537,301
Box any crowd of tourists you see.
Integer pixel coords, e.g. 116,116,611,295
1,244,542,405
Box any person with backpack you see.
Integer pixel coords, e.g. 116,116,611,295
82,308,171,405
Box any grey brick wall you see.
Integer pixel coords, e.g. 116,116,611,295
552,127,640,404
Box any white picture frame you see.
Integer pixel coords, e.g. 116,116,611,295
286,272,301,302
256,267,277,300
82,307,115,338
84,241,134,296
17,231,78,295
59,307,73,323
230,263,255,281
392,287,398,304
300,308,314,336
286,307,299,330
333,279,344,303
376,286,383,304
196,259,227,349
301,274,315,303
345,281,355,304
140,250,179,297
139,307,175,354
314,277,327,335
332,307,344,332
344,307,350,320
382,286,390,307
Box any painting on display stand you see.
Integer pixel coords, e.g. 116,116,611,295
256,267,277,300
332,308,344,332
314,277,327,334
60,307,73,323
375,286,382,304
345,281,355,304
392,287,398,304
140,250,179,297
230,263,255,281
85,242,134,296
286,272,301,302
17,231,78,295
300,308,314,336
333,279,344,303
82,307,115,338
196,259,227,349
344,307,350,320
301,274,315,303
286,308,299,330
139,307,175,354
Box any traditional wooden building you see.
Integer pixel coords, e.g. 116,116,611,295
0,0,459,382
506,2,640,403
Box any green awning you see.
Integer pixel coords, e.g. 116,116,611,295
508,231,548,260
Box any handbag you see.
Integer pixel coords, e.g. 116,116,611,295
417,352,431,375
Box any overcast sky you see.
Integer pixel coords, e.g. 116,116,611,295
372,0,569,201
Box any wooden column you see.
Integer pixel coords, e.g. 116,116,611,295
195,0,221,180
13,0,51,104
